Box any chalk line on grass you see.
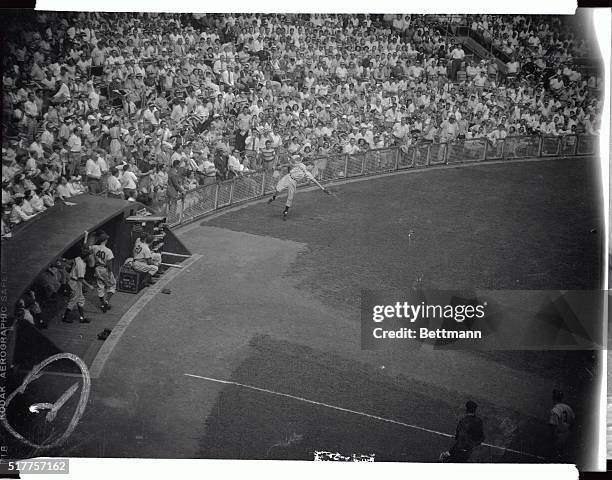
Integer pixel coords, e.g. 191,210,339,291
184,372,544,460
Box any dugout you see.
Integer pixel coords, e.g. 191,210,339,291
1,194,191,374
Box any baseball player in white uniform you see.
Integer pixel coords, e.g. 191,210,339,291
132,234,162,281
267,155,329,219
62,248,94,323
89,231,117,312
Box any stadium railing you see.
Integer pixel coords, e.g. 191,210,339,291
164,134,598,227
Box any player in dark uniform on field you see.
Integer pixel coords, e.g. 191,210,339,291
440,400,485,462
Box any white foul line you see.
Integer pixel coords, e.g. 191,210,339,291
184,373,544,460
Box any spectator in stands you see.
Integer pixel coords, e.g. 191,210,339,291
259,140,276,173
107,167,124,199
166,159,184,215
9,194,36,225
85,152,103,194
56,176,76,200
40,182,55,208
227,149,244,178
120,164,139,199
66,127,84,177
26,188,46,213
449,42,466,81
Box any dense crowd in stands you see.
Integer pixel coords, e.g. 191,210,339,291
1,12,604,237
464,14,593,62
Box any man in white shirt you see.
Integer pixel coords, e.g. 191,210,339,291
440,116,459,143
474,71,487,87
392,117,410,143
550,76,564,93
57,176,78,200
107,167,124,199
51,80,71,104
85,152,103,194
506,59,520,82
201,156,218,186
487,124,508,156
142,104,158,126
244,129,264,153
343,137,360,155
449,43,465,81
88,84,100,110
23,92,39,141
120,164,139,199
67,128,83,177
10,195,36,225
227,150,244,177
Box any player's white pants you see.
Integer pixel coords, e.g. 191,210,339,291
132,260,159,276
67,279,85,309
94,266,117,298
276,174,297,207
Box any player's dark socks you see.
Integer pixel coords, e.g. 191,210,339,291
283,206,289,214
267,195,276,204
62,309,73,323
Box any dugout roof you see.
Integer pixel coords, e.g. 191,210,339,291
2,195,141,315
